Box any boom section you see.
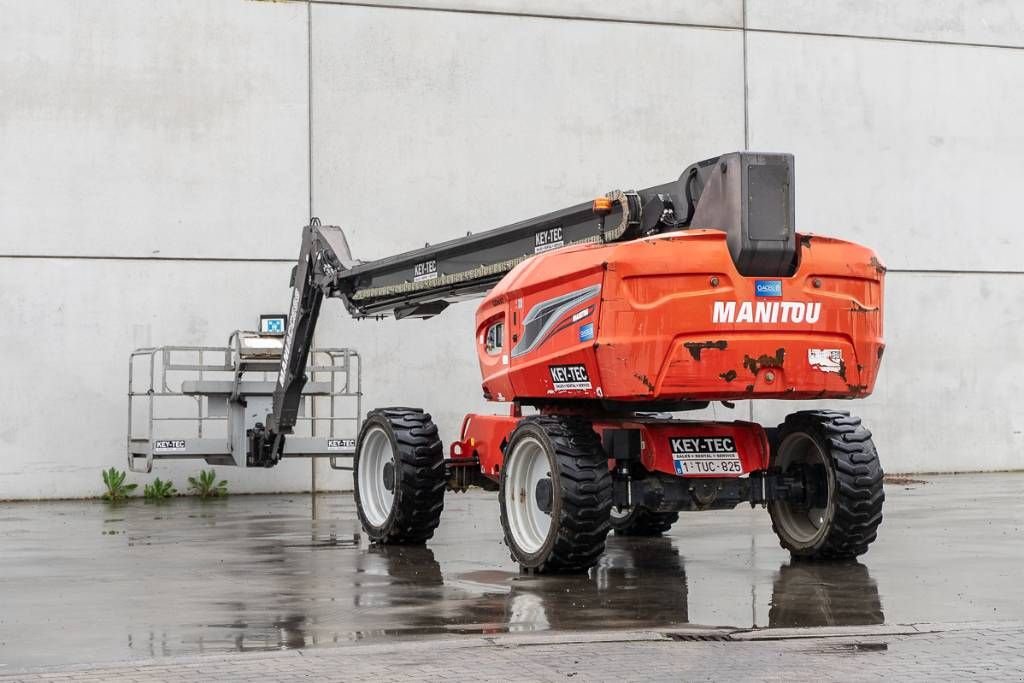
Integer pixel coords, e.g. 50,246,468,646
248,222,355,466
333,190,644,319
250,151,795,466
331,151,794,319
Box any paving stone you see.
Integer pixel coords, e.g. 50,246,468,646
2,623,1021,682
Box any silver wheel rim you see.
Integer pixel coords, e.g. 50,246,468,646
771,432,835,547
610,506,630,521
358,426,395,528
505,435,552,554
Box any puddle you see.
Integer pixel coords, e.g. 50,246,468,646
1,474,1023,669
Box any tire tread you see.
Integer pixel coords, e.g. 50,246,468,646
500,415,612,573
770,410,885,560
354,407,446,545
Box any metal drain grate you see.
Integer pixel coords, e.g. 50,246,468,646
665,633,734,642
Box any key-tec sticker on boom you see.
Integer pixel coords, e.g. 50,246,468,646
413,260,438,282
712,301,821,324
279,281,303,386
534,226,564,253
549,364,592,391
669,436,743,475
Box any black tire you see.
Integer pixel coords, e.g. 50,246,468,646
610,506,679,536
353,407,445,544
768,410,884,560
498,415,613,573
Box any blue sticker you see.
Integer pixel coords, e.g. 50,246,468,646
754,280,783,297
578,322,594,342
673,460,684,475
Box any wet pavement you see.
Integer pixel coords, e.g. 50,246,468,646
0,472,1022,671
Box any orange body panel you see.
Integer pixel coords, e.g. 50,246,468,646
476,230,884,404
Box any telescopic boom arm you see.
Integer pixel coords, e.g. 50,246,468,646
247,151,795,466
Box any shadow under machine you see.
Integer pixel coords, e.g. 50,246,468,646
130,151,886,573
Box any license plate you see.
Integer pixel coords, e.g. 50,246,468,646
672,458,742,475
669,436,743,475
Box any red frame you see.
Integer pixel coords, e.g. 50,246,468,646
451,412,769,484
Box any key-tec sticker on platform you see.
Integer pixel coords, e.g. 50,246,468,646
549,364,592,391
669,436,743,475
808,348,844,374
154,440,186,452
327,438,356,451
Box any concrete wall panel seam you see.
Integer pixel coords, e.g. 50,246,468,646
308,0,741,31
746,26,1024,52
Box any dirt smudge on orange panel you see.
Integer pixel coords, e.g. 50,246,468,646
742,348,785,375
683,340,728,361
633,373,655,392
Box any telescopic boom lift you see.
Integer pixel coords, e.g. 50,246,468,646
188,151,887,573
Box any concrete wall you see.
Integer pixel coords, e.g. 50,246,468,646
1,0,1020,498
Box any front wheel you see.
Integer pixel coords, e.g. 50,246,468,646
499,416,612,573
353,408,446,544
768,410,884,560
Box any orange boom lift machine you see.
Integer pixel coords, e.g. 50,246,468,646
245,151,885,572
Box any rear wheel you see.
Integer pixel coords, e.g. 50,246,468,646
768,410,884,560
499,416,612,573
353,408,445,544
610,506,679,536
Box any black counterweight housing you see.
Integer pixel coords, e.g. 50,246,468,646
685,151,795,277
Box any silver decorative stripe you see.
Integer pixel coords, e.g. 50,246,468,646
510,284,601,358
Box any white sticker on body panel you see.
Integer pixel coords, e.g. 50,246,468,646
670,436,742,475
549,364,592,391
808,348,843,374
154,439,186,452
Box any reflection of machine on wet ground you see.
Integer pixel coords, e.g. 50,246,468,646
349,537,688,636
352,537,884,638
203,533,883,653
355,539,884,635
768,559,884,628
